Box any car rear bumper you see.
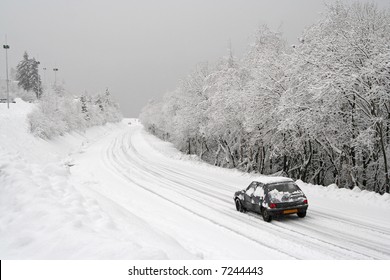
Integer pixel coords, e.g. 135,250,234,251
268,205,308,216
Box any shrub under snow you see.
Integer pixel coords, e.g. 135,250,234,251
28,89,122,139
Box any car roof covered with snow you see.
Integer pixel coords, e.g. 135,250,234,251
251,176,294,185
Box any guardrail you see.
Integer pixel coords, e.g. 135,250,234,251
0,98,16,103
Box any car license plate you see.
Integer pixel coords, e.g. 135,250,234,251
283,209,298,214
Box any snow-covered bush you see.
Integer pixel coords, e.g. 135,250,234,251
28,88,122,139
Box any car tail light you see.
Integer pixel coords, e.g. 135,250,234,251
303,199,308,204
270,203,277,209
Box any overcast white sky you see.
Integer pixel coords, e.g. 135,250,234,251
0,0,389,116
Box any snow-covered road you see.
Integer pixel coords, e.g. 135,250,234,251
70,121,390,260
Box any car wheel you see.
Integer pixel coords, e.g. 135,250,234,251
297,211,306,218
262,208,272,222
235,199,243,212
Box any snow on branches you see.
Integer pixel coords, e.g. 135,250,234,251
140,2,390,194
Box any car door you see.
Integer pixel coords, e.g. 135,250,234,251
243,182,257,211
252,183,265,213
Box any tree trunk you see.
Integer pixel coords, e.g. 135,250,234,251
301,141,313,182
283,155,288,174
377,122,390,193
214,144,222,166
218,138,236,168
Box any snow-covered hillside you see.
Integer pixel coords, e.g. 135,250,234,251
0,100,191,259
1,99,390,259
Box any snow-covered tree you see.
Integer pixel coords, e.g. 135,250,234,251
80,95,90,121
16,52,42,99
282,1,390,192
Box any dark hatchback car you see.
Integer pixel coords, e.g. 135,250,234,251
234,177,308,222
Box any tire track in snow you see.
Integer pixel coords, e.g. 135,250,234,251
273,217,390,259
310,209,390,237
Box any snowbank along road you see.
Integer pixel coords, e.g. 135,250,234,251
1,100,389,259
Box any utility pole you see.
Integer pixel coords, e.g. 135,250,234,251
3,40,10,109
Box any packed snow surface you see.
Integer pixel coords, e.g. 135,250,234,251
1,99,390,259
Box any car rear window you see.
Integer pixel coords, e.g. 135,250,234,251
267,182,300,193
266,182,303,203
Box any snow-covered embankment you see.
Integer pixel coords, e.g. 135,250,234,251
0,99,192,259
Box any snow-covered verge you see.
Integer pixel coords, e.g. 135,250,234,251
296,180,390,210
0,99,192,259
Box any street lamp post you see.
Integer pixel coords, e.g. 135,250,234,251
43,67,47,88
53,68,58,85
3,44,10,109
36,61,41,98
53,68,59,109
